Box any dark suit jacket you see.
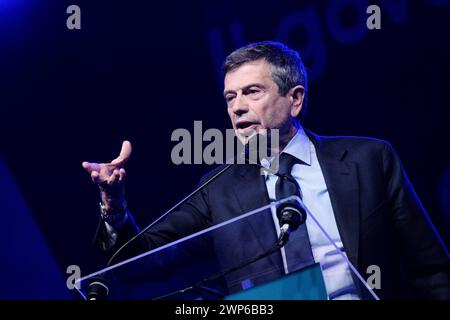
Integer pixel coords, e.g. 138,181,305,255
97,131,450,299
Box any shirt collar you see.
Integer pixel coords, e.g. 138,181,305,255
280,125,312,166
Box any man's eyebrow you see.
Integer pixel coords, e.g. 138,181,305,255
223,83,265,97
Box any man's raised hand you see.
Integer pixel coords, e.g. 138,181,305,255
82,141,132,211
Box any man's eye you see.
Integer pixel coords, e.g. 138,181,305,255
226,96,235,103
246,88,262,96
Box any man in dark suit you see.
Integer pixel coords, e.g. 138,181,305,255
82,41,449,299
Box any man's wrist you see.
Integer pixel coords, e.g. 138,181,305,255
99,201,127,224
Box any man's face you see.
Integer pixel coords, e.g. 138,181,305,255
223,59,300,144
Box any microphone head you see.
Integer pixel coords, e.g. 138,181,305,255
276,201,307,231
87,276,110,300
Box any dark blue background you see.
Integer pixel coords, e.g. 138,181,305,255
0,0,449,299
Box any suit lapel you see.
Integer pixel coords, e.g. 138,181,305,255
307,132,360,268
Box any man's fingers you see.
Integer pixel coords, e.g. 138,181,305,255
91,170,100,184
118,168,126,183
111,140,132,166
107,169,121,185
82,161,102,173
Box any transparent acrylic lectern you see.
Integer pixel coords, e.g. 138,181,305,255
76,196,379,300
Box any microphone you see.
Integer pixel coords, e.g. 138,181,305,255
86,275,110,300
276,201,306,246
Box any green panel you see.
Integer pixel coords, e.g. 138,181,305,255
225,263,327,300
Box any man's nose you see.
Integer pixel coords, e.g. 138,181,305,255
231,94,249,116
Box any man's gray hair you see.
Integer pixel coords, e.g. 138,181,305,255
222,41,308,119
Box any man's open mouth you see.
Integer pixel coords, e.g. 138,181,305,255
236,121,258,130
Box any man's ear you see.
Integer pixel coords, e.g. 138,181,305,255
289,85,305,118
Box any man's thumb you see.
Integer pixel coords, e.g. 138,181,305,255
111,140,132,166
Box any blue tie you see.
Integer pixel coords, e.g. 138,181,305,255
275,153,315,272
